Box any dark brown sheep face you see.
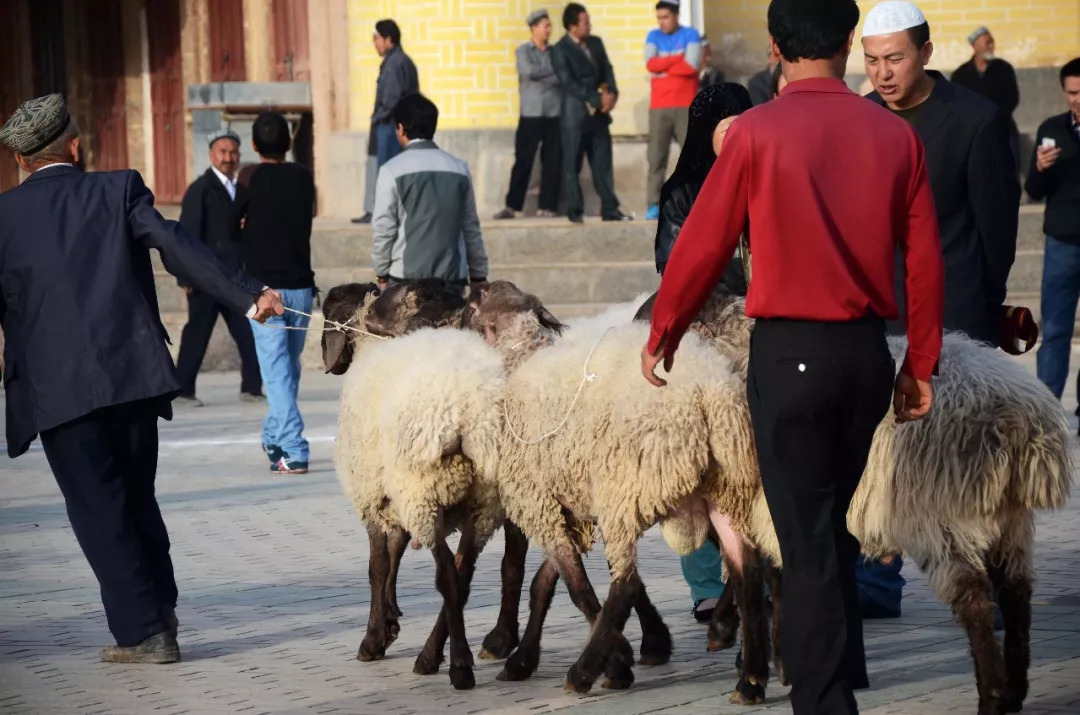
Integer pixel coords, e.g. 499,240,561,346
365,278,470,337
321,282,380,375
468,280,565,347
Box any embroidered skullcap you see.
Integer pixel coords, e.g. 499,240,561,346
0,93,71,155
207,127,241,148
526,8,548,26
968,26,990,46
862,1,927,38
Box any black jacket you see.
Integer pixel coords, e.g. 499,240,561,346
951,58,1020,137
1024,112,1080,243
372,45,420,125
177,169,246,288
747,66,774,107
654,178,748,294
867,72,1020,347
550,34,618,127
0,167,262,457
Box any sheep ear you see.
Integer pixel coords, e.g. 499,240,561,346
537,307,566,335
322,330,351,374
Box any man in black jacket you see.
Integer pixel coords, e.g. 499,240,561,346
551,3,632,224
1028,58,1080,417
951,27,1021,168
174,129,263,406
859,1,1020,623
0,93,283,662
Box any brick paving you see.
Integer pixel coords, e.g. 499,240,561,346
2,358,1079,714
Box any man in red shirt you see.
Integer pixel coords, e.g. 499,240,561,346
641,1,944,712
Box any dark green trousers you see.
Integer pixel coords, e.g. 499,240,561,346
561,114,620,219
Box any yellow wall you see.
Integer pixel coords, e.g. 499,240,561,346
347,0,661,134
704,0,1080,76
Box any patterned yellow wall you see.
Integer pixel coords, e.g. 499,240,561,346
704,0,1080,76
347,0,663,134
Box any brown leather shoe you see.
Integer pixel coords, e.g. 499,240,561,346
100,632,180,664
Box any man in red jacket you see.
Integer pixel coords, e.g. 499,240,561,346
641,1,944,712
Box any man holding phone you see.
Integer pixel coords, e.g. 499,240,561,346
1028,57,1080,419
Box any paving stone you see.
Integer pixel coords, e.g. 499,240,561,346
2,357,1079,714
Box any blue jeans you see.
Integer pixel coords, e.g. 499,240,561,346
681,540,726,603
854,555,905,616
250,288,313,462
375,122,402,168
1036,235,1080,405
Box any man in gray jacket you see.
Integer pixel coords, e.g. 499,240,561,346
372,94,489,293
495,9,562,219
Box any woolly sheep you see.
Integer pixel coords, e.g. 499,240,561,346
636,286,1074,712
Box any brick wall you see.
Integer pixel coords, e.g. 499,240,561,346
705,0,1080,78
347,0,662,134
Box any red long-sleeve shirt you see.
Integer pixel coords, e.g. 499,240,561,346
647,77,944,381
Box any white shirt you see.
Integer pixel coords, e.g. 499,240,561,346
34,162,75,172
210,165,237,201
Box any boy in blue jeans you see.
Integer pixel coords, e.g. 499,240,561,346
239,112,317,474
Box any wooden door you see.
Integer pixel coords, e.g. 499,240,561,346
271,0,309,82
0,0,27,190
208,0,246,82
28,0,66,94
85,0,128,171
147,0,185,203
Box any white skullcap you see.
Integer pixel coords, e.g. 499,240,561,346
862,1,927,38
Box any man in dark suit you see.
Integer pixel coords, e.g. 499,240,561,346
857,1,1019,622
0,94,283,663
551,3,632,224
174,129,263,407
951,26,1021,169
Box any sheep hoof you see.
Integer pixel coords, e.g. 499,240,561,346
999,688,1026,713
412,650,444,675
479,628,519,660
729,676,766,706
356,639,387,662
977,697,1011,715
601,669,634,690
638,652,669,666
449,664,476,691
774,661,789,687
564,664,594,694
497,649,537,681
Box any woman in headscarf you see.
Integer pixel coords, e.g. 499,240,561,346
651,82,753,623
654,82,753,294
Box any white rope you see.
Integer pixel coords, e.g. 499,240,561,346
257,307,389,340
504,327,613,445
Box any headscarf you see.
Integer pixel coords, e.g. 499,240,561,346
664,82,753,193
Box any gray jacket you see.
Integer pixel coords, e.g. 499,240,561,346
371,140,489,283
373,46,420,125
517,42,561,117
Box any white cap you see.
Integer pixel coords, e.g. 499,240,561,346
862,1,927,38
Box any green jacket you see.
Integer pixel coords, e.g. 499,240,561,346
551,34,618,125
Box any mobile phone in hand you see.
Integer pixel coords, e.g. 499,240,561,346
1041,137,1057,149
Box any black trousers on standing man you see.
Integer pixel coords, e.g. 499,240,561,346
39,398,177,647
747,316,895,714
562,114,621,220
505,116,561,213
175,288,262,398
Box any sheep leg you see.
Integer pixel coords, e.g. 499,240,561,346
766,561,788,686
497,558,560,681
565,569,643,694
479,520,529,660
729,543,769,705
987,559,1032,712
384,526,408,620
414,519,481,681
706,572,740,652
947,559,1006,715
634,582,673,666
357,523,395,662
429,508,476,690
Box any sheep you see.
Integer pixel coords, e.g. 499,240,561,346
633,286,1074,713
465,280,760,694
322,281,517,690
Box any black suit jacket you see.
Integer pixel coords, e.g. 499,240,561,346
177,169,247,287
551,34,618,127
867,71,1020,347
0,166,262,457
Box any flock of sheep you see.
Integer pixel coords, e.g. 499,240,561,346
318,277,1073,715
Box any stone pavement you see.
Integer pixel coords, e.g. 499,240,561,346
1,358,1079,715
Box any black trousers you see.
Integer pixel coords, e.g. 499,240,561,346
505,116,561,212
39,399,177,647
175,288,262,397
747,316,895,715
562,114,620,220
